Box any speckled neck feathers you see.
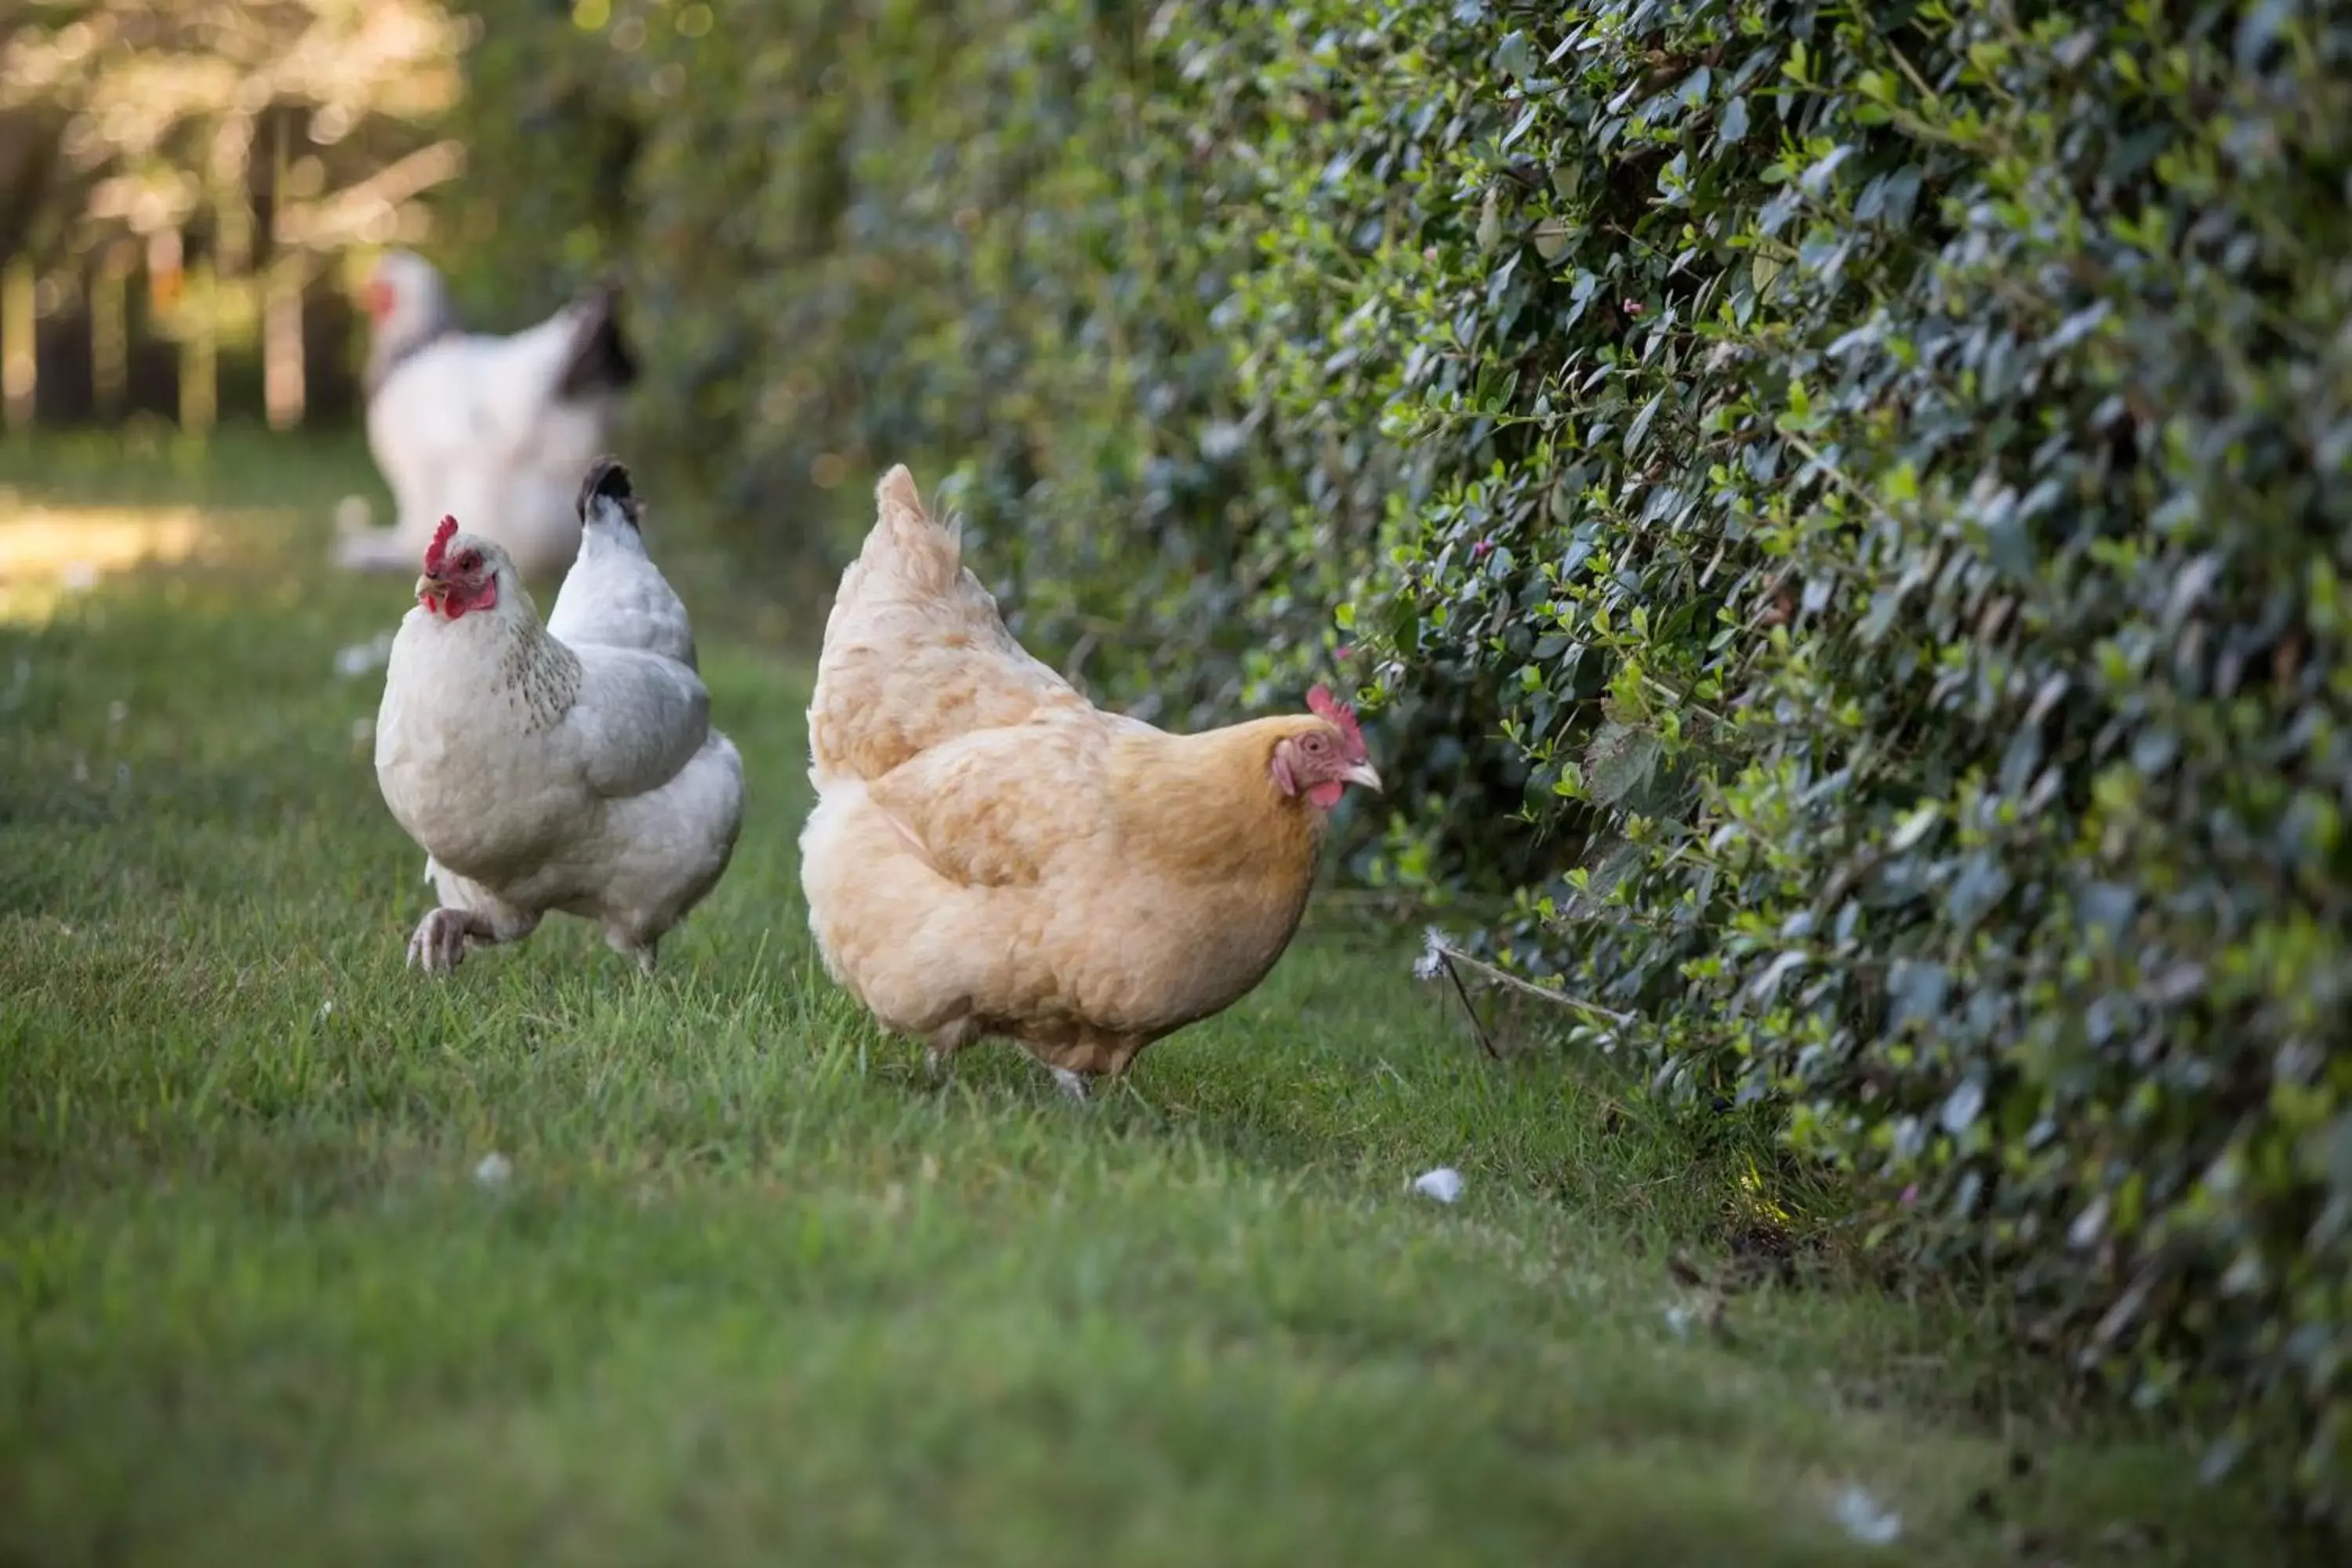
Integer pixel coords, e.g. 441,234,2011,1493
426,586,582,735
496,623,584,734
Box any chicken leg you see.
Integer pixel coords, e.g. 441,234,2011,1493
922,1018,981,1083
405,877,542,975
1028,1029,1146,1102
406,907,502,974
918,1022,1091,1102
602,928,660,977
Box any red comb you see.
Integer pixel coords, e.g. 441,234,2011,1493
423,516,457,575
1307,684,1363,751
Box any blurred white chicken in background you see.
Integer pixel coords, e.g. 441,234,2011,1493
336,249,637,581
373,458,744,976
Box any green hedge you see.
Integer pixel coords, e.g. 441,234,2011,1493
445,0,2352,1524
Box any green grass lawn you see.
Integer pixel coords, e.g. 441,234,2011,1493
0,429,2311,1566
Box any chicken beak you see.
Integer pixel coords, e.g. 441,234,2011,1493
1341,760,1384,793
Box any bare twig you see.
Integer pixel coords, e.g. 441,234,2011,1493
1642,673,1730,731
1428,938,1635,1027
1879,35,1940,105
1436,950,1504,1061
1779,429,1904,532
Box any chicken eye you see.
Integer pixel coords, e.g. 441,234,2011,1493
1303,734,1328,753
458,550,481,572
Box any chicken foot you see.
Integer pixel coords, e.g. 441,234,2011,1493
919,1022,1092,1102
603,930,660,978
919,1018,978,1083
406,907,497,974
1033,1031,1145,1103
405,905,538,975
932,1054,1089,1102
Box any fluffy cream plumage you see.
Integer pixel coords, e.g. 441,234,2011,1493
800,466,1380,1096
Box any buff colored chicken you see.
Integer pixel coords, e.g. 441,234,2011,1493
800,466,1381,1098
374,459,744,976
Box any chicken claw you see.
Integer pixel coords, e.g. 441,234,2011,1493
1050,1066,1091,1102
406,906,480,975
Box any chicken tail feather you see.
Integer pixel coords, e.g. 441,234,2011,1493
554,281,638,401
576,455,644,532
809,463,1083,786
877,463,923,520
862,464,965,597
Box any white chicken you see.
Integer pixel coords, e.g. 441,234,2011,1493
373,458,744,976
337,249,637,582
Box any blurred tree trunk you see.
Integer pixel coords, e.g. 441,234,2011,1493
180,260,215,434
91,243,132,417
263,116,303,428
0,107,66,262
1,111,65,424
2,254,31,428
